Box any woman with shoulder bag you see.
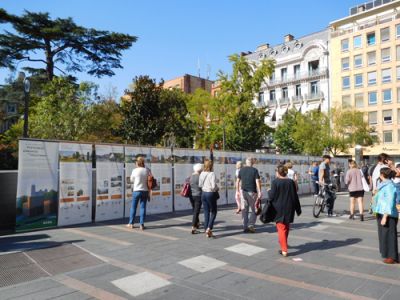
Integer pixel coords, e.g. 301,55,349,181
189,163,203,234
199,159,219,238
345,160,365,221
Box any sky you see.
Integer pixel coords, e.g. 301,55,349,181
1,0,363,98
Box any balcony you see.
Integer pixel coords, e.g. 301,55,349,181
304,91,324,101
292,95,303,103
267,68,328,88
267,99,277,107
279,97,290,105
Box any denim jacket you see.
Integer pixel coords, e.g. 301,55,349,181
373,180,398,218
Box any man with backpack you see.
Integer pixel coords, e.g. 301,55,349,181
310,161,320,196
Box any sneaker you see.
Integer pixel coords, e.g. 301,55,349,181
139,224,145,230
126,224,133,229
278,250,288,257
248,226,256,233
349,214,354,220
360,214,364,222
326,213,337,217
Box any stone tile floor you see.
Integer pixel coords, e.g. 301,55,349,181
0,193,399,300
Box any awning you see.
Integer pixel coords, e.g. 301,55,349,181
304,102,321,113
276,106,288,121
266,109,276,123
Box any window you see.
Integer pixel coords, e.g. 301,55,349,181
368,111,377,125
397,24,400,38
342,95,351,108
397,66,400,80
342,76,350,89
398,109,400,124
354,54,363,68
355,93,364,108
258,92,264,103
308,60,319,75
368,91,377,105
383,109,393,124
294,65,300,78
381,48,391,62
282,87,288,99
381,27,390,42
383,89,392,103
270,90,276,101
398,87,400,102
382,68,391,83
368,71,377,85
295,84,301,96
341,57,349,70
383,131,393,143
7,104,16,114
353,35,362,48
367,51,376,65
341,39,349,51
367,32,375,45
354,74,363,87
281,68,287,80
270,72,275,81
310,81,319,95
397,45,400,61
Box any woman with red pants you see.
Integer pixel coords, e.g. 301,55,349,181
268,164,302,257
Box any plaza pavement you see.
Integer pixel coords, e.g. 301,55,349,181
0,193,399,300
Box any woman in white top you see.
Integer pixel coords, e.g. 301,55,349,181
127,156,149,230
199,159,219,238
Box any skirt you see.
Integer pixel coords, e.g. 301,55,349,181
349,190,364,198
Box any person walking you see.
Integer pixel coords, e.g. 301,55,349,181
310,161,320,196
285,161,298,191
234,161,243,214
199,159,219,238
268,165,302,257
373,167,399,264
319,155,336,217
127,156,150,230
345,160,365,221
189,163,203,234
236,157,262,233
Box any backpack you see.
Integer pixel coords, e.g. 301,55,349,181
368,163,377,178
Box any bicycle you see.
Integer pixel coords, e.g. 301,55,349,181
312,183,336,218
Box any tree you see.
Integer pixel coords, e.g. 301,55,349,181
274,109,303,154
211,54,275,150
292,110,330,156
29,77,97,140
120,76,164,145
327,108,378,155
0,9,136,80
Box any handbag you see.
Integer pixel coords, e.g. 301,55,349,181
360,169,370,192
260,200,276,224
180,181,191,197
215,191,220,200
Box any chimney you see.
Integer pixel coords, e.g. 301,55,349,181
256,43,270,52
284,34,294,43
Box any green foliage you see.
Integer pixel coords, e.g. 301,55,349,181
0,121,23,169
274,109,303,154
29,77,94,140
120,76,194,147
0,9,136,80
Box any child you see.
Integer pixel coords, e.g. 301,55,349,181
373,167,399,264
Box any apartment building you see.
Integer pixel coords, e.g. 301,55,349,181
330,0,400,157
0,99,20,134
244,30,330,128
163,74,214,94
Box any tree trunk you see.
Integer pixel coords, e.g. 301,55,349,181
44,39,54,81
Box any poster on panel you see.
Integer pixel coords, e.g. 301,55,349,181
58,143,92,226
212,151,228,205
147,147,173,215
252,153,271,198
16,140,59,232
95,145,124,222
331,157,348,191
174,149,208,211
224,152,242,204
124,146,151,218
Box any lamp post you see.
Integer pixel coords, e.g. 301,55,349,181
22,74,31,138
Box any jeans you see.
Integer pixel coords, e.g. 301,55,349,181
202,192,217,230
312,180,319,195
325,189,335,214
241,190,257,229
190,195,202,227
129,191,148,225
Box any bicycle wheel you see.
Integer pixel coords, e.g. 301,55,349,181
313,195,323,218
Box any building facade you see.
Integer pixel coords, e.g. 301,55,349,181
244,30,330,129
163,74,214,94
330,0,400,157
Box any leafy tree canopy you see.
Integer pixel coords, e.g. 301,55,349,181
0,9,137,80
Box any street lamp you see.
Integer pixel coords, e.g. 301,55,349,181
21,73,31,138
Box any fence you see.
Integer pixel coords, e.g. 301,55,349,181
1,139,349,233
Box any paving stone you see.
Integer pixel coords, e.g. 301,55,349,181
10,285,77,300
112,271,171,297
224,242,266,256
0,278,59,300
178,255,227,273
354,279,393,299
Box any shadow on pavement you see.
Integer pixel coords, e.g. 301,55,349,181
288,238,362,256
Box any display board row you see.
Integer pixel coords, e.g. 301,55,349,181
16,140,348,232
